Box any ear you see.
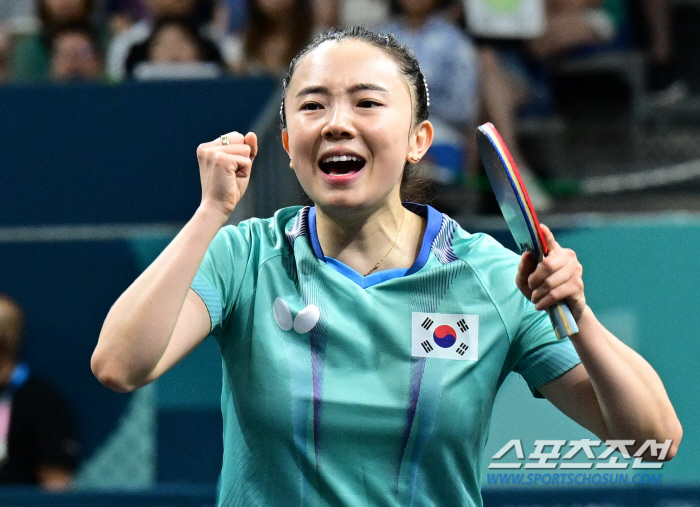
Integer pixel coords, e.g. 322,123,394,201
407,120,433,163
282,130,290,156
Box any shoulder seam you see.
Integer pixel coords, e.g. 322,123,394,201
232,252,285,314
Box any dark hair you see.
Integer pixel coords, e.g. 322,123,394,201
49,23,101,56
279,26,431,202
388,0,453,16
124,17,223,76
39,0,94,43
244,0,313,72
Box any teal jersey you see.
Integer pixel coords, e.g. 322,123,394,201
192,204,581,507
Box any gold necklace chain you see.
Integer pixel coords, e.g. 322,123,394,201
364,209,405,277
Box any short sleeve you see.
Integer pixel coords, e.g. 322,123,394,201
191,222,253,337
512,307,581,397
470,233,581,397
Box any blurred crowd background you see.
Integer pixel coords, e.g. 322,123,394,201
1,0,700,503
1,0,700,215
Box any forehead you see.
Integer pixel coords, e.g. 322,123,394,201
57,32,91,45
289,39,410,95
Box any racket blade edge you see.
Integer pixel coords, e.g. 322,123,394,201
477,122,579,338
476,123,541,259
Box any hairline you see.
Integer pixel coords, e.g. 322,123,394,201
282,37,421,132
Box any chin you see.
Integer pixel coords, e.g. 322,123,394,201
312,192,380,215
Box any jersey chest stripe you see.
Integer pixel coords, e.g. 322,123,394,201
396,261,466,498
310,325,326,470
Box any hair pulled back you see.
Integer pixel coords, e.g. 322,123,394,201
279,26,431,202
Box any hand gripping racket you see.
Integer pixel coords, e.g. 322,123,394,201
476,122,578,339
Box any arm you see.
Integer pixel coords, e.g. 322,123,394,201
91,131,257,393
516,225,682,460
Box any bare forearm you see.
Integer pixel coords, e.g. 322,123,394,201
571,306,682,455
92,204,225,391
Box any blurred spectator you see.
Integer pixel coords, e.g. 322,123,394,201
106,0,220,81
103,0,148,36
477,45,554,210
11,0,102,82
0,294,78,489
632,0,687,101
214,0,247,37
312,0,390,31
474,0,630,211
126,17,224,79
0,0,39,35
641,0,671,76
222,0,312,76
49,24,103,81
528,0,627,61
379,0,478,186
0,30,10,82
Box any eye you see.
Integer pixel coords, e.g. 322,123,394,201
357,99,382,108
300,102,323,111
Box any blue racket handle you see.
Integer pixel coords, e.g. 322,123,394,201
547,302,579,339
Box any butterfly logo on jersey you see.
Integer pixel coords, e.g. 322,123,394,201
273,297,320,334
411,312,479,361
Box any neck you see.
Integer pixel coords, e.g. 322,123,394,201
315,201,425,276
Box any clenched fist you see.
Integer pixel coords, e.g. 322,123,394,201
197,131,258,221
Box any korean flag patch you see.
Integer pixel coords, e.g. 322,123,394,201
412,312,479,361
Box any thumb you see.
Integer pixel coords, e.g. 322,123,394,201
539,223,559,255
245,132,258,162
515,251,536,297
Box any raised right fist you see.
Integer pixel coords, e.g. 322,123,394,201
196,131,257,220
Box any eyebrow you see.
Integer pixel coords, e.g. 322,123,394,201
295,83,390,98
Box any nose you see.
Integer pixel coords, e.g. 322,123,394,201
321,103,356,140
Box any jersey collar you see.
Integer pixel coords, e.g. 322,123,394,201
306,204,443,288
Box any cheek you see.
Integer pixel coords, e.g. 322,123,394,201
366,118,412,159
285,120,318,158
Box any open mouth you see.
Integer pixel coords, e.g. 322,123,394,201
319,155,366,176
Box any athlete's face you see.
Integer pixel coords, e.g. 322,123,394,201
282,39,431,214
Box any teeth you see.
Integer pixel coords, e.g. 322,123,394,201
321,155,363,164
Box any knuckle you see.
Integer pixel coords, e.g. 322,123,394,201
527,274,537,289
541,258,555,273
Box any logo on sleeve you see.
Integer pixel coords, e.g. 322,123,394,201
412,312,479,361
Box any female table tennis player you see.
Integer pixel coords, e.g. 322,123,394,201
92,27,681,506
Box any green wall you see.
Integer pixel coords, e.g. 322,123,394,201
484,215,700,485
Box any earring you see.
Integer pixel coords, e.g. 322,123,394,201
289,159,294,169
409,156,420,163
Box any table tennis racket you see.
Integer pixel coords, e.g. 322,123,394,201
476,122,578,339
